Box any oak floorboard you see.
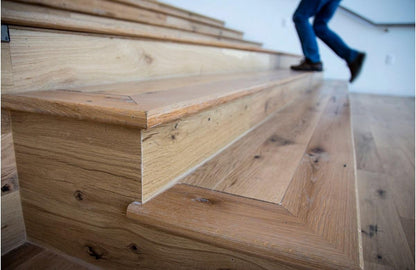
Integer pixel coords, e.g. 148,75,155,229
350,93,415,270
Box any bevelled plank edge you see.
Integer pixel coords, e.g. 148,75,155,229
127,184,361,270
2,94,149,128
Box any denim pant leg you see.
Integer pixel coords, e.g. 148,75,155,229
292,0,326,63
313,0,359,63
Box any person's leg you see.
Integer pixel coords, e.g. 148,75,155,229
292,0,326,63
312,0,358,63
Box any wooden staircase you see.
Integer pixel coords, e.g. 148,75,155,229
1,1,363,269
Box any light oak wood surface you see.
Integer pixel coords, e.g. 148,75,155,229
2,1,262,49
181,79,331,203
3,89,413,270
10,0,243,40
3,70,311,128
6,70,320,203
141,73,319,201
112,0,225,27
1,28,299,94
350,94,415,270
3,81,359,269
128,81,362,269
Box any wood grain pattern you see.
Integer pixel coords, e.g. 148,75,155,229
2,1,261,49
3,70,309,129
12,0,243,40
350,94,415,270
1,27,298,94
11,111,143,202
141,74,320,202
128,81,362,269
181,79,331,203
16,158,299,269
113,0,225,27
5,71,320,203
1,191,26,255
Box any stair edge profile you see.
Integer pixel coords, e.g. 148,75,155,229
2,71,318,129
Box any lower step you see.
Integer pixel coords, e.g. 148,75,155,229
5,70,321,203
12,80,361,269
127,80,363,269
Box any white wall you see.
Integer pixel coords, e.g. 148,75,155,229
162,0,415,96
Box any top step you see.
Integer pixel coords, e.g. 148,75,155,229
2,70,317,129
5,0,244,41
2,1,261,49
114,0,226,27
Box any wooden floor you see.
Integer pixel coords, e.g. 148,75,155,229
2,93,414,269
351,93,415,270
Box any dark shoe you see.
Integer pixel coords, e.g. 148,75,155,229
291,59,323,72
348,52,366,83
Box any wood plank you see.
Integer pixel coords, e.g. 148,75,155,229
2,27,293,94
350,93,415,270
128,183,359,269
12,0,244,39
3,70,310,129
181,82,332,203
10,111,143,201
2,1,261,48
140,74,319,202
113,0,225,27
1,191,26,255
356,170,414,269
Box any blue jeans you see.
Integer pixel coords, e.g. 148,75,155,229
293,0,358,63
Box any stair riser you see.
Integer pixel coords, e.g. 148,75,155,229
2,27,299,94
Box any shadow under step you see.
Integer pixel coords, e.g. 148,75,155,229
3,69,322,203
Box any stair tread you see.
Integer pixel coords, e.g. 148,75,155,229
2,1,264,50
4,0,249,44
127,80,362,269
114,0,226,27
3,69,312,128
